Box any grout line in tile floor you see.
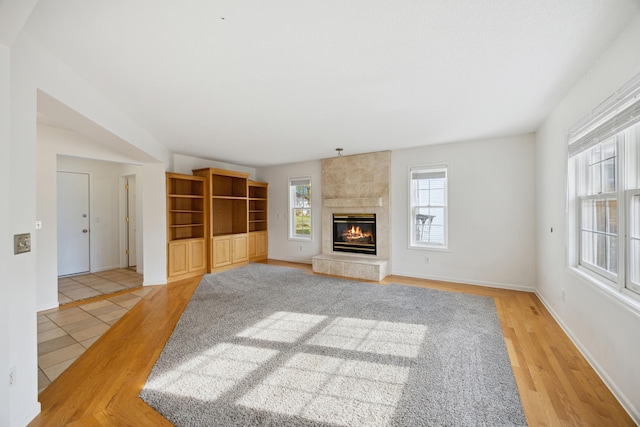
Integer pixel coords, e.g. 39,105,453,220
57,267,143,305
38,268,151,393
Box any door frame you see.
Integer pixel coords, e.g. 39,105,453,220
119,173,141,272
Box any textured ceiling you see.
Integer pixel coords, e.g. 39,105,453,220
22,0,640,166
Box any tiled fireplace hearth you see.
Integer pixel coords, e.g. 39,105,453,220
312,151,391,281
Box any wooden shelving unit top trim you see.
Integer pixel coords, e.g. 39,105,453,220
192,167,250,179
166,172,205,180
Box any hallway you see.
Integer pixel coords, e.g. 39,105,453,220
58,268,142,304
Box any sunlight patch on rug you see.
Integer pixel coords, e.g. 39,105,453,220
306,317,428,358
237,353,410,426
144,343,279,401
236,312,327,343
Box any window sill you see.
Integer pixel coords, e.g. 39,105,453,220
409,245,450,253
568,266,640,316
288,236,312,242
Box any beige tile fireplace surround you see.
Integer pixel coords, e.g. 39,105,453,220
312,151,391,281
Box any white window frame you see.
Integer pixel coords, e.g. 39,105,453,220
574,137,622,285
288,177,312,241
408,164,448,250
627,189,640,295
568,71,640,301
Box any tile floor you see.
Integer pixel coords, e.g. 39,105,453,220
38,268,151,392
58,268,143,304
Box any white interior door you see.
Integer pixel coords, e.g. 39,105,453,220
57,172,90,276
126,176,137,267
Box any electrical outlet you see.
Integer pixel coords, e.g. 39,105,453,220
561,289,566,302
9,366,15,387
299,245,303,252
424,256,430,264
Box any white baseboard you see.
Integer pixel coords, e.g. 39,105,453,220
90,265,121,273
267,256,313,265
390,269,535,292
18,402,41,427
536,291,640,424
37,301,59,312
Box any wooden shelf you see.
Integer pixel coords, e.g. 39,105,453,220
212,195,247,200
166,172,208,282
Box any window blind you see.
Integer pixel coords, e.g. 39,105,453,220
411,169,446,180
290,178,310,187
568,71,640,157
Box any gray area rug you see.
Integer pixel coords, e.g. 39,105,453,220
140,263,526,426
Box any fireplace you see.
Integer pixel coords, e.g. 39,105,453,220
332,213,376,255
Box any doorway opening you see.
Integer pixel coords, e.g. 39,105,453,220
55,156,143,304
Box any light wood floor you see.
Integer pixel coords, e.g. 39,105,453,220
28,260,635,426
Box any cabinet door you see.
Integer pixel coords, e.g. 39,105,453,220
248,233,257,259
232,234,248,263
212,237,232,268
188,239,206,272
256,232,268,257
168,241,189,277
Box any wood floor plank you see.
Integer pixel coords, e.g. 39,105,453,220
28,260,635,426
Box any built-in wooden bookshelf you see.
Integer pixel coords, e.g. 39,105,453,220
248,181,268,261
166,173,207,281
192,168,267,272
167,168,269,275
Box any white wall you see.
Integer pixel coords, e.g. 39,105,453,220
536,14,640,422
258,160,323,263
172,153,256,179
8,32,171,425
9,34,41,427
1,44,13,427
391,135,536,291
140,162,167,285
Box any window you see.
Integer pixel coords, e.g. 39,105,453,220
409,166,447,248
289,177,311,240
568,72,640,298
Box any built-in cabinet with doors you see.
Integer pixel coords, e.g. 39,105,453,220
187,168,269,273
166,172,208,282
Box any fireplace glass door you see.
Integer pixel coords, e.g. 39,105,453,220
332,214,376,255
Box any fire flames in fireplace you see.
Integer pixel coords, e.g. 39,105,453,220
342,225,373,243
333,213,376,255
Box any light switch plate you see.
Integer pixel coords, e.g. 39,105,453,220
14,233,31,254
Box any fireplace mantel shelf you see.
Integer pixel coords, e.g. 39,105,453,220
324,197,383,208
